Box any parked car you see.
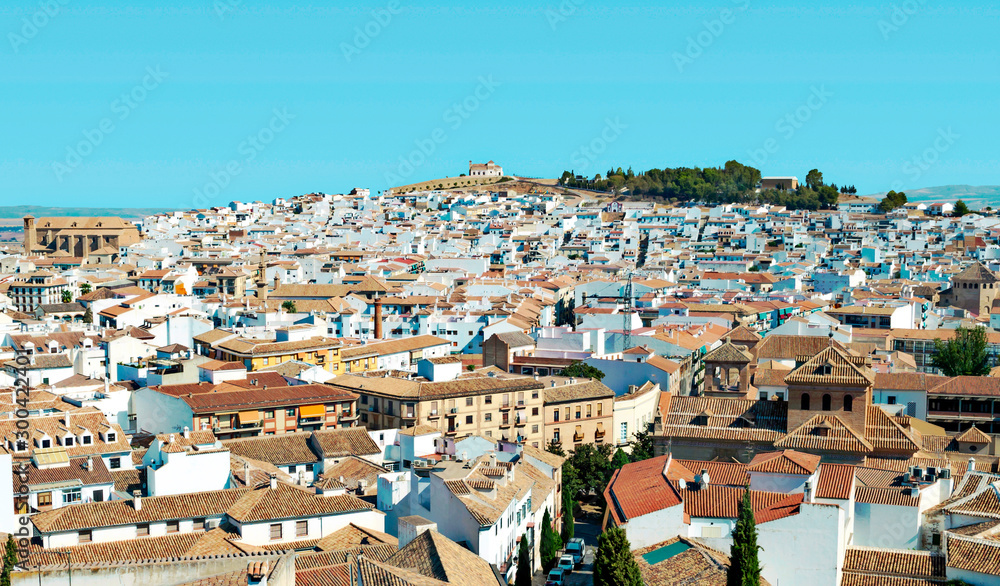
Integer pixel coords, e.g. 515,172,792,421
545,567,565,586
565,540,585,566
558,554,575,574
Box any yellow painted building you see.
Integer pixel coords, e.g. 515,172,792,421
211,336,346,374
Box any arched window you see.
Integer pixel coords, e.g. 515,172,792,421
801,393,810,410
844,394,853,412
822,394,832,411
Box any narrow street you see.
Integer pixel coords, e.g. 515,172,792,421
532,517,601,586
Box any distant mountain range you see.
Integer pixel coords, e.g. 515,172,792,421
864,185,1000,208
0,205,178,220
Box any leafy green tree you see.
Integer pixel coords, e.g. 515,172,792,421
878,190,907,213
61,290,73,304
515,532,532,586
1,534,18,586
805,169,823,190
931,326,990,376
82,306,93,324
728,489,762,586
629,429,656,463
561,493,575,544
568,443,614,495
281,300,297,313
79,283,92,295
611,448,630,470
561,361,606,381
546,440,566,458
593,526,642,586
540,508,561,571
953,200,971,217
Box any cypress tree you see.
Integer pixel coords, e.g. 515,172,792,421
561,494,575,543
728,488,762,586
1,535,18,586
515,533,532,586
593,526,642,586
540,508,560,570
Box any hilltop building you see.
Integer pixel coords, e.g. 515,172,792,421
469,160,503,178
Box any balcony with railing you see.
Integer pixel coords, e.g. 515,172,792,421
500,400,512,411
427,409,440,420
515,400,526,410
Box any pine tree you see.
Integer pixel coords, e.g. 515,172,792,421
728,489,762,586
561,494,575,543
515,532,532,586
593,526,642,586
540,508,561,570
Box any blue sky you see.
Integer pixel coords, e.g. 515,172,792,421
1,1,998,209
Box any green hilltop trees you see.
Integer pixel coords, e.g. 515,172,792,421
560,161,847,211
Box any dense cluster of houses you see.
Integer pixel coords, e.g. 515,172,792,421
0,187,998,584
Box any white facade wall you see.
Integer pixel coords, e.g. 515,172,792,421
235,509,384,546
748,471,815,494
757,503,844,586
147,450,231,496
620,505,686,550
853,502,920,549
133,388,195,435
0,453,14,534
42,515,226,548
871,389,926,419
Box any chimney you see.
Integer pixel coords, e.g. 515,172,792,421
699,469,710,489
269,472,277,490
85,456,93,471
550,380,556,387
104,376,110,394
804,480,814,503
298,469,306,486
247,560,269,586
168,433,175,444
64,411,71,429
374,298,383,340
243,461,251,483
182,426,190,439
968,456,976,472
132,490,142,510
